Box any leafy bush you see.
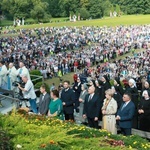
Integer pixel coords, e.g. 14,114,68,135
34,82,50,93
30,70,43,85
1,111,150,150
0,128,14,150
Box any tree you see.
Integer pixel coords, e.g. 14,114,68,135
79,7,90,20
88,0,105,19
1,0,31,19
79,0,90,8
45,0,62,17
30,1,49,22
59,0,80,16
115,4,121,16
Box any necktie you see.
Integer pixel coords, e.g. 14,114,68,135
88,95,92,102
121,103,126,111
42,94,45,101
19,68,23,74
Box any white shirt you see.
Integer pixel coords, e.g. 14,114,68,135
23,79,36,99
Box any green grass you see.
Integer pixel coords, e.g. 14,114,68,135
15,15,150,29
1,15,150,31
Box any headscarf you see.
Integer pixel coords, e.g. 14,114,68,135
129,78,137,87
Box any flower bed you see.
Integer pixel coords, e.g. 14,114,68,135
0,109,150,150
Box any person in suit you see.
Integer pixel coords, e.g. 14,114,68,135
7,63,17,90
78,83,88,123
83,85,101,129
125,78,138,128
138,90,150,132
38,84,50,115
95,80,105,121
116,92,135,136
73,77,82,113
61,80,75,121
102,89,118,134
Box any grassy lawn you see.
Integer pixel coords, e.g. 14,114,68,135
14,15,150,29
1,15,150,31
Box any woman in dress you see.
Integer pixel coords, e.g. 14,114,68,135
102,89,118,134
48,89,63,120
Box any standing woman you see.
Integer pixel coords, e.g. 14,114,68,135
102,89,118,134
48,89,63,120
138,90,150,132
78,83,88,123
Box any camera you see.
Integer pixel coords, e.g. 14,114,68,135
12,81,25,88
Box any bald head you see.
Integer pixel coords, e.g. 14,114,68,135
88,85,95,94
9,63,14,68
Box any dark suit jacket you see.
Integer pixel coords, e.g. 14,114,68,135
83,93,101,119
113,92,123,110
38,93,50,115
61,88,75,114
73,82,81,100
117,101,135,128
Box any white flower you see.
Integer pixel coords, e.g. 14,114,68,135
16,144,22,148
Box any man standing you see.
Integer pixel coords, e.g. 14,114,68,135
7,63,17,90
83,85,101,129
38,84,50,115
61,80,75,120
17,61,30,81
116,92,135,136
0,61,7,90
73,77,81,113
18,74,37,113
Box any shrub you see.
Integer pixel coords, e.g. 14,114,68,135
34,82,50,93
0,128,14,150
30,70,43,85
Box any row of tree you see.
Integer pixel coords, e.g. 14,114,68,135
0,0,150,22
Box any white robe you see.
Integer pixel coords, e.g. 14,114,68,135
0,65,8,88
7,66,17,90
17,66,30,80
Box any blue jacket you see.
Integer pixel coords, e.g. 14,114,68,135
117,101,135,128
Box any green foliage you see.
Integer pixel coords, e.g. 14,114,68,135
30,70,42,85
1,0,150,21
79,7,90,20
89,0,103,19
110,0,150,15
1,111,150,150
34,82,50,93
0,128,14,150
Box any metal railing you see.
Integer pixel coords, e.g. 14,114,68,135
0,74,43,110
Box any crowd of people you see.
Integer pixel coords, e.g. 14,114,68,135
1,25,150,78
0,24,150,136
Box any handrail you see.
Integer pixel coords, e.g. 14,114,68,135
30,74,44,84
